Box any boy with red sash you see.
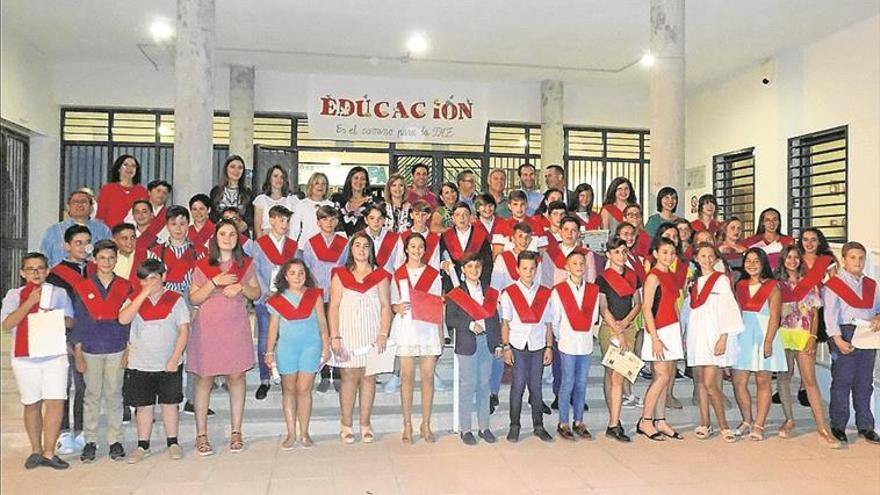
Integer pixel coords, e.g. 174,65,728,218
823,242,880,444
125,180,172,245
440,201,492,290
544,215,596,286
361,204,400,274
446,252,501,445
491,221,535,292
396,200,440,270
551,250,600,441
111,223,138,281
473,194,505,259
187,193,215,249
253,205,297,400
147,206,204,301
118,259,191,463
302,205,348,393
1,252,75,470
70,240,132,462
493,191,546,253
499,251,554,443
46,224,92,454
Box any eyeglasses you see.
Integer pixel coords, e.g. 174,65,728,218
22,267,47,274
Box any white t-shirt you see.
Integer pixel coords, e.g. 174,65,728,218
124,293,191,372
290,197,334,244
253,194,298,235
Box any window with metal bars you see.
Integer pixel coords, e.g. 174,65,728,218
788,126,848,242
712,147,755,235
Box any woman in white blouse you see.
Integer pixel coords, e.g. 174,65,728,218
290,172,333,244
253,165,297,235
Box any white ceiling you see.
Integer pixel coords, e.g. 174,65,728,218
2,0,878,87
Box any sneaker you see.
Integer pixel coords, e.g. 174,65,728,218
383,374,401,393
80,442,97,463
56,432,77,455
489,394,499,415
255,383,270,400
167,443,183,460
639,368,653,380
39,455,70,470
123,406,132,424
127,446,150,464
316,378,331,393
433,371,446,391
621,395,642,409
109,442,126,461
73,432,86,451
182,402,215,416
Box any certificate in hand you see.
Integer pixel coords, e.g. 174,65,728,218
365,341,397,376
851,320,880,350
27,309,68,358
602,345,645,384
411,290,443,325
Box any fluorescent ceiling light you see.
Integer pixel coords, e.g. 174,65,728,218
640,52,655,68
150,19,175,43
406,33,429,56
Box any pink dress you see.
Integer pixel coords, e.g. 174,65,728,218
187,258,257,376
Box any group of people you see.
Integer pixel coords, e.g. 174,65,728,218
3,155,879,472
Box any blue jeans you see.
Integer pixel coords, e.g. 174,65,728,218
458,335,492,431
490,355,504,395
558,351,592,424
255,303,270,382
509,346,545,428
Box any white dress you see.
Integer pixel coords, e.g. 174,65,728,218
334,283,382,369
685,274,744,367
390,266,443,357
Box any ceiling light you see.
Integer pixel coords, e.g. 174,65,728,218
406,33,429,56
329,157,342,167
150,19,175,43
640,52,655,68
157,124,174,136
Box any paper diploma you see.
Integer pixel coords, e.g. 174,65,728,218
851,319,880,350
602,345,644,384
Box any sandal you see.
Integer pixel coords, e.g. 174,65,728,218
654,418,684,440
636,417,665,441
340,425,355,445
749,424,765,441
733,422,751,437
361,425,375,444
196,434,214,457
420,422,436,443
818,429,842,450
720,429,737,443
300,435,315,449
401,422,413,444
229,431,244,453
778,419,795,439
281,436,296,451
694,425,715,440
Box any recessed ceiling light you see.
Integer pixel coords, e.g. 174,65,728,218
406,33,429,56
640,52,655,68
150,19,175,43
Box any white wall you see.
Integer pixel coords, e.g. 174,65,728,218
686,15,880,248
1,28,61,250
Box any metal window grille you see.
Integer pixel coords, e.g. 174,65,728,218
788,126,848,242
713,147,755,235
1,126,29,296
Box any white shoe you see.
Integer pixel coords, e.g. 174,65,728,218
56,432,77,455
383,374,400,393
74,432,86,450
621,395,643,409
433,371,446,391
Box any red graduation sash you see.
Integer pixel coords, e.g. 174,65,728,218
690,272,723,309
554,281,599,331
400,230,440,264
736,279,777,312
505,284,552,324
500,251,520,281
781,254,834,303
745,234,795,248
195,256,253,287
446,286,499,320
50,263,86,288
672,257,689,290
332,266,390,293
372,230,400,267
150,243,202,283
632,232,650,258
683,244,694,260
825,275,876,309
442,225,488,261
74,276,131,320
308,233,347,263
546,237,588,269
13,283,40,358
627,254,647,284
266,288,322,320
142,206,167,239
602,204,624,222
256,234,298,265
137,290,182,321
394,265,439,293
602,267,638,297
691,219,720,233
491,218,514,243
578,211,601,230
650,268,680,328
187,220,215,248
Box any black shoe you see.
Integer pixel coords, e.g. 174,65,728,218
182,402,215,416
489,394,499,415
533,426,554,442
636,418,665,442
674,368,685,380
460,432,477,446
683,367,694,379
332,379,341,393
478,429,496,443
550,397,559,410
606,425,632,443
573,422,592,440
798,389,810,407
40,456,70,470
541,402,552,415
24,453,43,470
583,403,589,412
858,429,880,444
123,406,132,424
255,383,270,400
316,378,331,393
772,391,781,404
639,368,653,380
507,425,521,443
830,428,848,443
80,442,97,463
108,442,125,461
556,423,575,441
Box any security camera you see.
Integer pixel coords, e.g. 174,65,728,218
760,59,775,86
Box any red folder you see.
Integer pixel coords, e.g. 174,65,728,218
411,290,443,326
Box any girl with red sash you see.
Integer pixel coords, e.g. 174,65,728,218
623,204,651,258
637,237,685,441
361,204,400,274
118,258,192,462
690,194,721,235
773,246,841,448
395,200,440,270
187,194,215,249
731,248,785,442
600,176,638,232
570,183,601,231
745,208,795,270
685,243,743,443
263,259,330,450
328,231,392,444
187,220,261,456
798,227,837,343
615,222,649,284
389,233,444,443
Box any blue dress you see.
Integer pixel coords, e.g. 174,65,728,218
732,286,787,372
268,291,323,374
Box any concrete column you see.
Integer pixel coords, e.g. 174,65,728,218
649,0,685,201
173,0,215,203
229,65,255,170
540,80,564,176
